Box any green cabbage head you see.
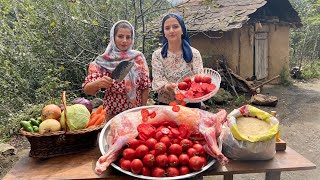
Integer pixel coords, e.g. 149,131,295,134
60,104,90,130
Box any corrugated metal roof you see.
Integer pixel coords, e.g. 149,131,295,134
147,0,301,33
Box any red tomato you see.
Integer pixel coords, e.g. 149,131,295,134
189,156,205,171
154,131,164,141
168,144,183,156
155,154,168,167
127,138,140,149
178,82,188,90
172,138,180,144
131,159,143,174
179,166,190,175
167,154,179,167
141,167,151,176
120,159,131,171
194,75,203,83
183,77,191,84
166,167,180,177
142,154,155,167
145,138,157,150
160,136,171,148
152,167,166,177
122,148,135,160
180,139,193,151
193,143,205,156
201,156,208,166
202,76,212,84
178,154,190,165
149,149,155,155
154,142,167,155
118,157,125,166
187,147,198,157
135,145,149,159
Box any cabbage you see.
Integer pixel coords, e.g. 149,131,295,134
72,97,93,113
60,104,90,130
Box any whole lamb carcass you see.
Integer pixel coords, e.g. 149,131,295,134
95,105,228,175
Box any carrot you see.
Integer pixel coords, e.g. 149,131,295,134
100,109,107,116
87,114,101,128
94,114,105,126
95,105,103,114
90,111,98,119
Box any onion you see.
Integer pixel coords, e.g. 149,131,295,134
72,97,93,113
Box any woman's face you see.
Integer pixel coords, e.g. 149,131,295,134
114,28,132,51
163,17,183,43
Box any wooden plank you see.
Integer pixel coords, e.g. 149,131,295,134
3,148,131,180
3,146,316,180
203,146,316,176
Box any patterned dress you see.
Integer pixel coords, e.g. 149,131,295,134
82,55,150,115
152,47,203,104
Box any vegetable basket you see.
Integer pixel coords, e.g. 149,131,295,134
175,68,221,103
20,91,105,158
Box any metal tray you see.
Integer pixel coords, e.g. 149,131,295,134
99,105,221,180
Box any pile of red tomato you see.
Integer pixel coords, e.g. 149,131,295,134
117,120,208,177
177,76,216,98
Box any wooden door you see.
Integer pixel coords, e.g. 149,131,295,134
255,32,268,80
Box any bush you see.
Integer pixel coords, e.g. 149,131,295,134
280,66,293,86
302,61,320,79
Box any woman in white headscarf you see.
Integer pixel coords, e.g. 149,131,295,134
83,20,150,120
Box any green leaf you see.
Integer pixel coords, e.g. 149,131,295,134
50,21,55,27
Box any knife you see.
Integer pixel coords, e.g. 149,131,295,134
111,61,134,82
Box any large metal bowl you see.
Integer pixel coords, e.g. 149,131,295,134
99,105,221,180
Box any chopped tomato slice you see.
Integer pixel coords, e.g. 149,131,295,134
137,124,156,137
142,116,148,122
175,93,185,101
169,101,178,106
170,127,181,137
138,132,148,141
207,84,216,92
180,101,187,106
162,120,177,128
149,111,156,118
141,109,149,117
172,105,180,112
161,127,170,135
178,124,190,139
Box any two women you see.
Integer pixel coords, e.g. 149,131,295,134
83,13,203,119
82,20,150,121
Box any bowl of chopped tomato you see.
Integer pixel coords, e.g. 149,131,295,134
175,68,221,103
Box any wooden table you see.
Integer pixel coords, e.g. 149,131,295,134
3,146,316,180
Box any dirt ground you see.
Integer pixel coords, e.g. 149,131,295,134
1,79,319,180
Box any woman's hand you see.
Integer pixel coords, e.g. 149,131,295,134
165,83,177,92
97,76,114,89
83,76,113,96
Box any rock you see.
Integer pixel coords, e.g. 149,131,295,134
90,98,104,108
0,143,17,156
